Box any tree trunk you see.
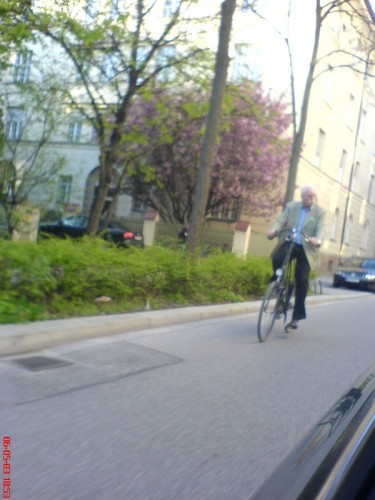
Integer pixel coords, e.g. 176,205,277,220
284,0,322,205
187,0,236,252
86,153,113,234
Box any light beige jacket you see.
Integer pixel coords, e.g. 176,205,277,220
271,201,326,269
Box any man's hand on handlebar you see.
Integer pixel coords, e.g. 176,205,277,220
309,237,321,248
267,230,277,240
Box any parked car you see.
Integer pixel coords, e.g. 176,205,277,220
39,215,144,247
333,256,375,291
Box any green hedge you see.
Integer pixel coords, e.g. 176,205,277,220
0,238,273,324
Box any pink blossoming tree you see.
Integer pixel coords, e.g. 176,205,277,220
123,82,292,223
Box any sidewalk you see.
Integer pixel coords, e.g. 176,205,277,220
0,278,369,356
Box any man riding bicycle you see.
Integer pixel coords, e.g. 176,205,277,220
267,185,326,331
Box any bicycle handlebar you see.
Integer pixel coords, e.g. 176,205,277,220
274,228,311,244
268,228,321,247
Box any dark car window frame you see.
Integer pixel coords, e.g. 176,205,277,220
342,258,362,268
62,215,88,227
361,259,375,269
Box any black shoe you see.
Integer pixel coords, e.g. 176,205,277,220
285,320,298,332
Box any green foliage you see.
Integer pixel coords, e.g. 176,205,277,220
0,1,34,69
0,106,4,156
192,252,270,303
0,239,273,324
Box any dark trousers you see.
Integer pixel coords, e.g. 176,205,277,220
272,242,311,321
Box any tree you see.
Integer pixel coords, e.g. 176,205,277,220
123,83,291,223
0,0,33,69
12,0,215,235
187,0,237,252
0,84,65,237
0,0,35,209
0,101,4,160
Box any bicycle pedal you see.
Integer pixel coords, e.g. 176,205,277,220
285,320,298,332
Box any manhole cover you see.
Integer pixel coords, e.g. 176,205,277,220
12,355,73,371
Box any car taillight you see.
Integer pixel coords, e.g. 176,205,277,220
123,231,135,239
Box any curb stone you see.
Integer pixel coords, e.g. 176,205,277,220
0,292,369,357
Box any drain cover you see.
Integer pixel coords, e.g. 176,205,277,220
12,355,73,371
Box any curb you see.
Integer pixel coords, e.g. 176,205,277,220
0,293,369,356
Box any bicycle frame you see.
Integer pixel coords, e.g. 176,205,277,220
274,231,298,320
257,229,309,342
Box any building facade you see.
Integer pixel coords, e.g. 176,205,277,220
291,0,375,269
235,0,375,270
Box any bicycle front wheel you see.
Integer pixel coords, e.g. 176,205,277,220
257,281,281,343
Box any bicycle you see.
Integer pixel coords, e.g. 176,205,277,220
257,228,310,343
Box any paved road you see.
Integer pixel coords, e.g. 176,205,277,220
1,287,374,499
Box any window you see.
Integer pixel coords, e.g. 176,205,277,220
132,199,148,212
136,46,149,66
56,175,73,204
163,0,179,17
346,94,355,129
67,120,82,142
315,128,326,165
55,0,74,7
210,199,240,221
75,61,91,82
368,174,375,204
5,108,24,140
0,161,16,198
156,45,176,81
344,214,353,245
13,51,32,84
330,208,340,241
360,220,369,250
241,0,251,11
90,127,98,143
101,53,118,81
109,0,120,18
85,0,100,19
360,109,367,143
351,161,360,191
337,149,347,183
232,44,261,82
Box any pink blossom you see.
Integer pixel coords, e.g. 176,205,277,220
122,83,292,222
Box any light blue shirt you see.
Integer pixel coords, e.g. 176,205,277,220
294,206,310,244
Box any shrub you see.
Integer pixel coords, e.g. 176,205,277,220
0,238,272,324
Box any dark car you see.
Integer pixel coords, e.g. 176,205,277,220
333,256,375,291
39,215,144,247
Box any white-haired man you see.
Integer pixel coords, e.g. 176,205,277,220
267,186,326,331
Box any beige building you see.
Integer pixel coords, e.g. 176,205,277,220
244,0,375,272
289,0,375,271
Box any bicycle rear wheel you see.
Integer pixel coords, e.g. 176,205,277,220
257,281,281,343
